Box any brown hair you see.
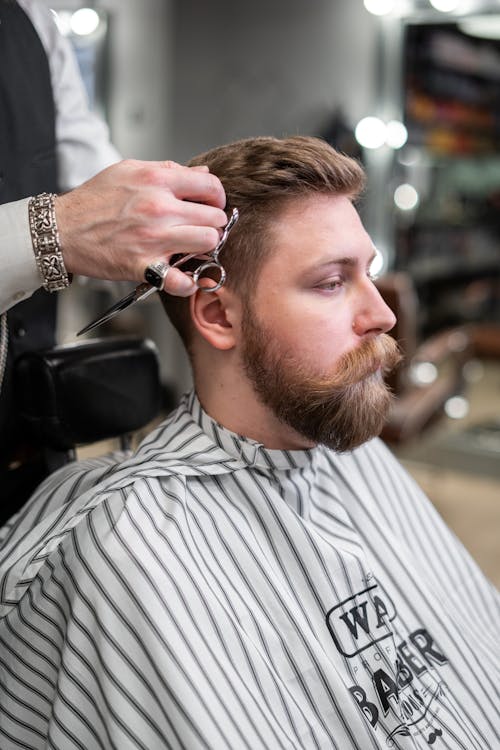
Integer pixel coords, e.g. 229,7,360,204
160,135,365,346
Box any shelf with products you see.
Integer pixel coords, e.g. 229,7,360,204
393,150,500,335
396,224,500,280
394,220,500,336
403,22,500,157
396,14,500,335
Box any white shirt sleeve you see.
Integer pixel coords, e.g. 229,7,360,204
0,198,43,313
0,0,121,313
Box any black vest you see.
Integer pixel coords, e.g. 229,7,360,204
0,0,58,461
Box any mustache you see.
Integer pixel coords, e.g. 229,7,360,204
280,333,402,408
332,333,403,387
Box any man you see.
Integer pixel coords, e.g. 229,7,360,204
0,137,498,749
0,0,226,521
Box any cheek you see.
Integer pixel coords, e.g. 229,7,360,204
262,298,356,366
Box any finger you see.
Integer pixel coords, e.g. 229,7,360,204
162,167,226,208
157,224,222,255
190,165,210,173
165,199,227,228
161,266,197,297
132,227,222,283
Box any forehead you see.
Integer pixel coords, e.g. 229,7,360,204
261,194,373,276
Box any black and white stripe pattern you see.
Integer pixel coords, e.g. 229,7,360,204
1,392,498,749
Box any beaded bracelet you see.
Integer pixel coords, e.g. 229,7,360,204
28,192,71,293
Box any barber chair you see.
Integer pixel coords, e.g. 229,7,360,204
375,272,473,444
15,336,163,483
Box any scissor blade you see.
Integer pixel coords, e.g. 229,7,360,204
76,283,156,336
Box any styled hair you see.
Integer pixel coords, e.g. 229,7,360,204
160,135,365,345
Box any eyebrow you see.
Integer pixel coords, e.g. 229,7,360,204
306,253,377,272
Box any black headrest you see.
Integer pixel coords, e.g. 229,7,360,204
16,337,162,451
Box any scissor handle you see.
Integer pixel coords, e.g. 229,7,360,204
193,261,227,292
213,207,239,259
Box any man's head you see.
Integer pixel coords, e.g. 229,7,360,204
161,136,400,452
161,136,365,341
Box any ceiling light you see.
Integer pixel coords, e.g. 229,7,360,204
355,117,387,149
70,8,100,36
363,0,396,15
386,120,408,149
394,183,419,211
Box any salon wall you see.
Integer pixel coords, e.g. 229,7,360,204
171,0,380,162
47,0,379,161
78,0,380,163
105,0,173,160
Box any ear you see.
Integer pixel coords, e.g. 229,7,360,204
190,284,240,351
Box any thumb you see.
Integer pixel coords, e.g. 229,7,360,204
162,267,198,297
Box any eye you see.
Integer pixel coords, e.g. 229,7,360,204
315,276,344,292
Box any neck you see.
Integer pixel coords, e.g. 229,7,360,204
192,349,314,450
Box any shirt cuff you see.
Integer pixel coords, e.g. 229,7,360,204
0,197,43,313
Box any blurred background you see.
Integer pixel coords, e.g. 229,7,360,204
45,0,499,584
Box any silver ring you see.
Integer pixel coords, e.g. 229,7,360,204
144,261,170,290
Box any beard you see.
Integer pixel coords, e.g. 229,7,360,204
241,308,402,453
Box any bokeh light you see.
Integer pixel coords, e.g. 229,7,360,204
70,8,100,36
355,117,387,149
394,183,419,211
386,120,408,149
363,0,396,16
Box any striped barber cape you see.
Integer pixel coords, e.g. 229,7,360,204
0,391,498,750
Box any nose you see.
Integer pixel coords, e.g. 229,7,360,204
352,280,397,337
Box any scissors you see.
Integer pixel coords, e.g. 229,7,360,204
77,207,239,336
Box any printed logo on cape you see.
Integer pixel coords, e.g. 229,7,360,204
326,577,450,747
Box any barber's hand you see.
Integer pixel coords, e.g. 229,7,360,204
54,159,227,296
